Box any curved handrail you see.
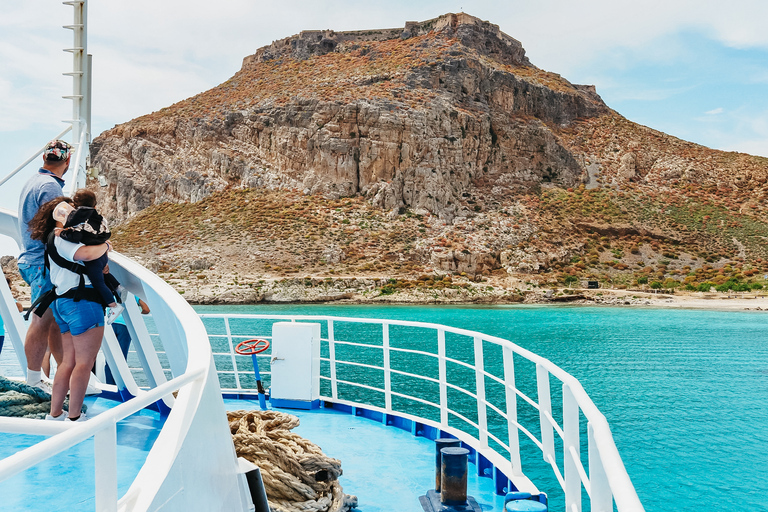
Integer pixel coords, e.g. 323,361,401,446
0,206,249,511
200,313,645,512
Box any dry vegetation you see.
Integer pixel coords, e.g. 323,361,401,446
108,178,768,301
99,19,768,302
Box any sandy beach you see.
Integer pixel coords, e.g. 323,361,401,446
578,289,768,311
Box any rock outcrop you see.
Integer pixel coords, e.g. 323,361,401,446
89,12,768,296
90,13,608,225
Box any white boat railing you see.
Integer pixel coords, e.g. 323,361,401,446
0,208,250,511
196,313,645,512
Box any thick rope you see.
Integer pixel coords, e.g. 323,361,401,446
229,410,358,512
0,376,80,419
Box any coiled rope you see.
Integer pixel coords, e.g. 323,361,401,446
228,409,358,512
0,376,82,419
0,376,56,419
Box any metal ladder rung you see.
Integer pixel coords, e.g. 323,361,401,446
62,1,85,5
63,71,84,76
62,95,83,100
63,24,84,30
63,47,84,53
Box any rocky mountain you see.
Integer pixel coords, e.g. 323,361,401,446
87,13,768,303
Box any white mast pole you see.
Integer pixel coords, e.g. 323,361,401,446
62,0,90,194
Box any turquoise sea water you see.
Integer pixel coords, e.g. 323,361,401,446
194,303,768,512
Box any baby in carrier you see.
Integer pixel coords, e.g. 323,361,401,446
52,189,126,323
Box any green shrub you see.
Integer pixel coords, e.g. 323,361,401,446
662,278,679,289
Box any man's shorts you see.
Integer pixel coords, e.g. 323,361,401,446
51,295,104,336
18,264,53,305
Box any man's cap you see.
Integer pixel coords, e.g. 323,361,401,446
44,140,72,162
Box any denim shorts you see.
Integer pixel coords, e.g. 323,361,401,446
51,295,105,336
18,264,53,304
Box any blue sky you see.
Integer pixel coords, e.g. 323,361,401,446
2,0,768,255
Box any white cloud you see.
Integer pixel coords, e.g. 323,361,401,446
705,108,724,115
694,106,768,156
3,0,768,163
723,139,768,156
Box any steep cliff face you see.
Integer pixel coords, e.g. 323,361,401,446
90,12,768,296
90,13,608,225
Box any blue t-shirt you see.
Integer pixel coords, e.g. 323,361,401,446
17,168,65,266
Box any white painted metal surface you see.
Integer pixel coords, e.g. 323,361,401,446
270,322,321,403
0,227,27,371
199,314,645,512
62,0,91,194
0,223,251,511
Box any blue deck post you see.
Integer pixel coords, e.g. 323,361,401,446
251,354,267,410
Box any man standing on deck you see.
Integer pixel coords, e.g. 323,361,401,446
16,140,72,392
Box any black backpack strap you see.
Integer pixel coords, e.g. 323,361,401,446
41,232,108,310
46,232,87,276
24,288,57,320
73,273,86,302
62,287,106,309
25,286,107,319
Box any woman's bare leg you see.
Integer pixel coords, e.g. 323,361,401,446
42,348,51,378
40,323,62,378
49,332,75,418
68,326,104,418
48,321,63,366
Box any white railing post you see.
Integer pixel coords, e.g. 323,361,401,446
224,316,242,390
382,323,392,412
502,346,522,476
328,320,337,400
102,323,140,396
536,363,555,464
563,384,582,512
121,288,170,389
474,336,488,447
588,422,613,512
94,420,118,512
438,329,448,429
143,288,188,377
0,272,27,373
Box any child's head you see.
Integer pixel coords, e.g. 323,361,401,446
73,189,97,208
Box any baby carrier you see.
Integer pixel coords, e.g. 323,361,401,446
24,232,114,320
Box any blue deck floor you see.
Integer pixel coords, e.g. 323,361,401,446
226,399,507,512
2,341,506,512
0,396,163,512
0,398,507,512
